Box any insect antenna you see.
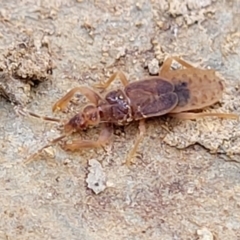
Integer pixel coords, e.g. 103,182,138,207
24,134,67,165
17,107,62,123
16,107,66,164
27,111,61,123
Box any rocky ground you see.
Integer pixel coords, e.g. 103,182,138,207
0,0,240,239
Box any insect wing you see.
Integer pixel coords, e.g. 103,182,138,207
125,78,178,119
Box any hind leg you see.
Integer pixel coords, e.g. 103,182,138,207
169,112,238,120
125,120,146,166
159,57,195,77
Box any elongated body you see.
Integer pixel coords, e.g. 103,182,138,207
67,77,178,130
28,57,238,165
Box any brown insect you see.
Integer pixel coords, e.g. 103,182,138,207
25,57,238,165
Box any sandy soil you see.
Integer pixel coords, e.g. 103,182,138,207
0,0,240,239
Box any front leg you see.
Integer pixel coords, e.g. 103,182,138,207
62,123,113,151
52,86,102,112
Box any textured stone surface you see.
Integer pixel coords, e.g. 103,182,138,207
0,1,240,239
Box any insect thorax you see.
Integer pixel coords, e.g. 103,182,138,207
99,89,132,125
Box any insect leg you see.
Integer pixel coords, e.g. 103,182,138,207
170,57,195,69
159,57,195,76
62,123,113,151
52,86,102,112
125,119,146,166
94,71,129,90
169,112,239,120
